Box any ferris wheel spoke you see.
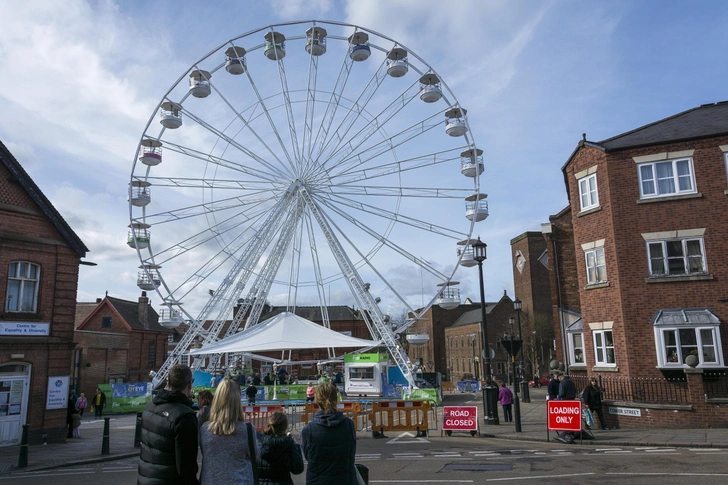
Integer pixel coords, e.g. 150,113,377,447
160,139,281,184
143,175,285,191
180,106,293,180
312,56,389,166
321,192,467,240
300,48,319,175
327,185,471,198
286,199,305,311
244,70,298,175
319,79,421,173
273,54,302,169
302,208,331,328
332,147,465,184
307,42,355,172
138,192,276,226
327,111,444,180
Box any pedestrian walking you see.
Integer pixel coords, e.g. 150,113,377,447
71,409,82,438
196,390,214,431
547,373,560,400
306,382,315,403
257,412,304,485
138,364,199,485
245,383,257,405
555,373,578,444
92,388,106,419
534,375,542,388
301,382,357,485
200,378,259,485
582,377,609,430
497,382,514,422
76,393,87,417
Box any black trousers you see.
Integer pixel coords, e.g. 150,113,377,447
592,407,607,428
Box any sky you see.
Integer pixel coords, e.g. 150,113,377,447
1,0,727,324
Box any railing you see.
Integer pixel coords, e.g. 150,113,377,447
570,375,689,405
704,373,728,399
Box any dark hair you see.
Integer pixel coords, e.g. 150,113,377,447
264,411,288,436
197,390,214,407
167,364,192,392
315,382,339,414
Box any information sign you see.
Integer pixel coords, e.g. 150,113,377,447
46,375,69,410
547,400,582,432
442,406,478,431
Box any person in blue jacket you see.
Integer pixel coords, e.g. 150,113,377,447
300,382,356,485
547,373,561,400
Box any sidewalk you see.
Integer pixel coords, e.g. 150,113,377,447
2,387,728,474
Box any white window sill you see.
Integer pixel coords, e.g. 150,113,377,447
585,281,610,290
592,366,619,372
569,363,586,368
646,274,713,283
637,192,702,204
577,205,602,217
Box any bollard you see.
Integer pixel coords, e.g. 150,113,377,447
101,416,110,455
17,424,29,468
134,412,143,448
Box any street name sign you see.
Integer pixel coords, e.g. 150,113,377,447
547,400,582,432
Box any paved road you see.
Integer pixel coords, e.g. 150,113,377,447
6,435,728,484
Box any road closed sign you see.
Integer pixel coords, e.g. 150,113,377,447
442,406,478,431
547,400,582,432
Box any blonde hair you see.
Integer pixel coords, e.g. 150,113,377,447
264,411,288,436
207,378,244,435
315,382,338,414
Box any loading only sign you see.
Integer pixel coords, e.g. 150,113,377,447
547,400,582,432
442,406,478,437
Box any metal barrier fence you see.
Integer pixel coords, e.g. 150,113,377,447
242,405,285,431
570,375,689,405
704,373,728,399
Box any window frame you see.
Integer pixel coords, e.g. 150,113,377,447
638,157,696,199
578,173,599,211
148,342,156,367
646,237,707,276
593,329,616,366
5,261,40,313
654,325,724,368
584,247,607,284
568,332,586,367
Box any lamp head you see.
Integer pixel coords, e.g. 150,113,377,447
513,298,522,311
472,237,487,262
508,315,515,325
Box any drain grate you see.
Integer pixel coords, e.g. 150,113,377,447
443,463,513,472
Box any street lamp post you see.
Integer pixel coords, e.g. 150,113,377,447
472,237,499,425
514,298,530,403
508,315,522,432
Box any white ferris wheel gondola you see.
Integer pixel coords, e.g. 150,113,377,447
159,101,182,129
465,193,489,222
386,47,408,77
437,281,461,310
460,148,484,178
189,70,212,98
305,26,327,56
129,21,483,388
264,31,286,60
225,46,247,75
445,107,468,137
348,32,371,61
139,139,163,166
456,238,479,268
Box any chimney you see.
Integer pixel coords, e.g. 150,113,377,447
139,291,149,328
96,298,102,304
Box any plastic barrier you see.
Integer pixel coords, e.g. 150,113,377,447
367,400,431,439
441,382,455,393
242,405,285,431
301,401,366,430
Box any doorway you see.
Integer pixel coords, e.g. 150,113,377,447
0,363,30,446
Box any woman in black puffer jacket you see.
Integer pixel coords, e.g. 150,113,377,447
257,412,304,485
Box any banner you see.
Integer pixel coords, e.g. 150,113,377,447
455,380,481,392
110,382,152,413
46,376,69,410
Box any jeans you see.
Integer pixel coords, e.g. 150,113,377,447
502,404,512,422
95,405,103,418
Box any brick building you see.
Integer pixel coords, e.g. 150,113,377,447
406,302,480,380
0,141,88,446
73,292,171,399
510,232,555,378
544,102,728,427
443,292,514,383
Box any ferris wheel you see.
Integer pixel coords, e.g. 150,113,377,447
128,20,487,387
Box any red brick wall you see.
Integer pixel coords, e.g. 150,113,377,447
74,331,129,398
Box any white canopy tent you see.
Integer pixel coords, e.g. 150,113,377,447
188,311,379,356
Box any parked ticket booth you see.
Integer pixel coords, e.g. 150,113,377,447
344,353,389,397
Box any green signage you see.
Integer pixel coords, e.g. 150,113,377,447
344,353,388,363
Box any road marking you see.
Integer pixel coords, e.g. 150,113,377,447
608,473,728,477
1,472,96,480
486,473,595,481
386,432,430,444
645,448,675,452
604,450,632,453
597,448,621,451
696,452,728,455
371,481,473,483
103,469,137,473
689,448,723,451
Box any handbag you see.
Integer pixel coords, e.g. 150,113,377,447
246,422,259,485
583,408,595,428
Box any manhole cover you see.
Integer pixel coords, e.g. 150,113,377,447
443,464,513,472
